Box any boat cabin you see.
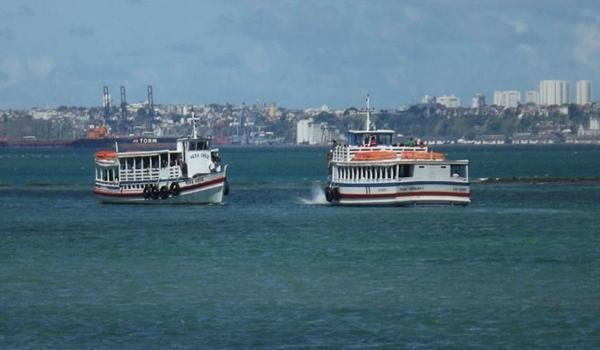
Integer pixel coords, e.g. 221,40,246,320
95,137,221,187
347,130,394,147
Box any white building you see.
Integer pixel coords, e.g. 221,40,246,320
526,90,539,104
436,95,461,108
494,90,521,108
591,116,600,131
296,118,327,145
539,80,570,106
576,80,592,105
421,94,435,104
471,93,486,108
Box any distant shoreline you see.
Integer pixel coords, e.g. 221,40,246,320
2,142,600,149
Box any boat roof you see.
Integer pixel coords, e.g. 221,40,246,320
337,159,470,165
347,129,394,134
115,136,212,152
115,149,174,157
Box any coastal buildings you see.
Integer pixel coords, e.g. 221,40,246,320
471,93,486,108
526,90,539,104
539,80,570,106
576,80,592,105
421,95,435,104
296,118,327,145
436,95,461,108
494,90,521,108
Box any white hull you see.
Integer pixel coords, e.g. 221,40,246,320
327,181,470,206
94,171,227,204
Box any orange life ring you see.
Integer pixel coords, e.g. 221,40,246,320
95,150,117,159
401,151,445,160
352,151,397,161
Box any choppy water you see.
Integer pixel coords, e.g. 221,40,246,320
1,145,599,348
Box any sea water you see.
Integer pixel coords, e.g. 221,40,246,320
1,145,599,348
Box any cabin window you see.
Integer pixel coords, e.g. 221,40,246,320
135,157,141,169
451,164,467,178
399,165,414,178
377,134,392,145
142,157,150,169
120,160,126,170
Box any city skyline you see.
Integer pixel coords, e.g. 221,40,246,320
1,0,599,109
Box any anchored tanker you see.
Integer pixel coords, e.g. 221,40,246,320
324,95,470,206
93,114,228,204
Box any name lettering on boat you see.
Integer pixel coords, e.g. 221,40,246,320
400,186,425,191
132,138,158,144
189,152,209,160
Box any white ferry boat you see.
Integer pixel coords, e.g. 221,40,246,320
325,96,470,206
93,118,228,204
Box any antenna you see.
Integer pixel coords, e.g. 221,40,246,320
366,94,371,131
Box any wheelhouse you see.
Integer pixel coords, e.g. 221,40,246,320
347,130,394,146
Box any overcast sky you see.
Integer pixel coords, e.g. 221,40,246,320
1,0,599,109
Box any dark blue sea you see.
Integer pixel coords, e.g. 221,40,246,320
1,145,599,348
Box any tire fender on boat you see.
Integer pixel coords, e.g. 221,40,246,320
325,187,333,202
159,186,170,199
143,185,152,199
151,185,160,200
332,187,340,201
170,182,181,196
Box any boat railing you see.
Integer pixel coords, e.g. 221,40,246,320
118,165,182,183
332,145,429,162
119,168,161,182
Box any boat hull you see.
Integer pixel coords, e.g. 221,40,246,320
326,181,470,206
94,173,227,204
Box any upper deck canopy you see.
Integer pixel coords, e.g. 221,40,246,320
347,129,394,146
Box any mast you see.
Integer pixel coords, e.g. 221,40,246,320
365,94,371,131
191,108,198,138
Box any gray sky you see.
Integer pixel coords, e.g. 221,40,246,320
1,0,599,109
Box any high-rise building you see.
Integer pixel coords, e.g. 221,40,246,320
436,95,461,108
576,80,592,105
296,118,326,145
471,93,486,108
526,90,540,105
539,80,570,105
494,90,521,108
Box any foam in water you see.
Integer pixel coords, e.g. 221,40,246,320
299,184,329,205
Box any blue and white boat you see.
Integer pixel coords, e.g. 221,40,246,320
324,96,470,206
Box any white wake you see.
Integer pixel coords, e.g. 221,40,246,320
299,184,329,205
